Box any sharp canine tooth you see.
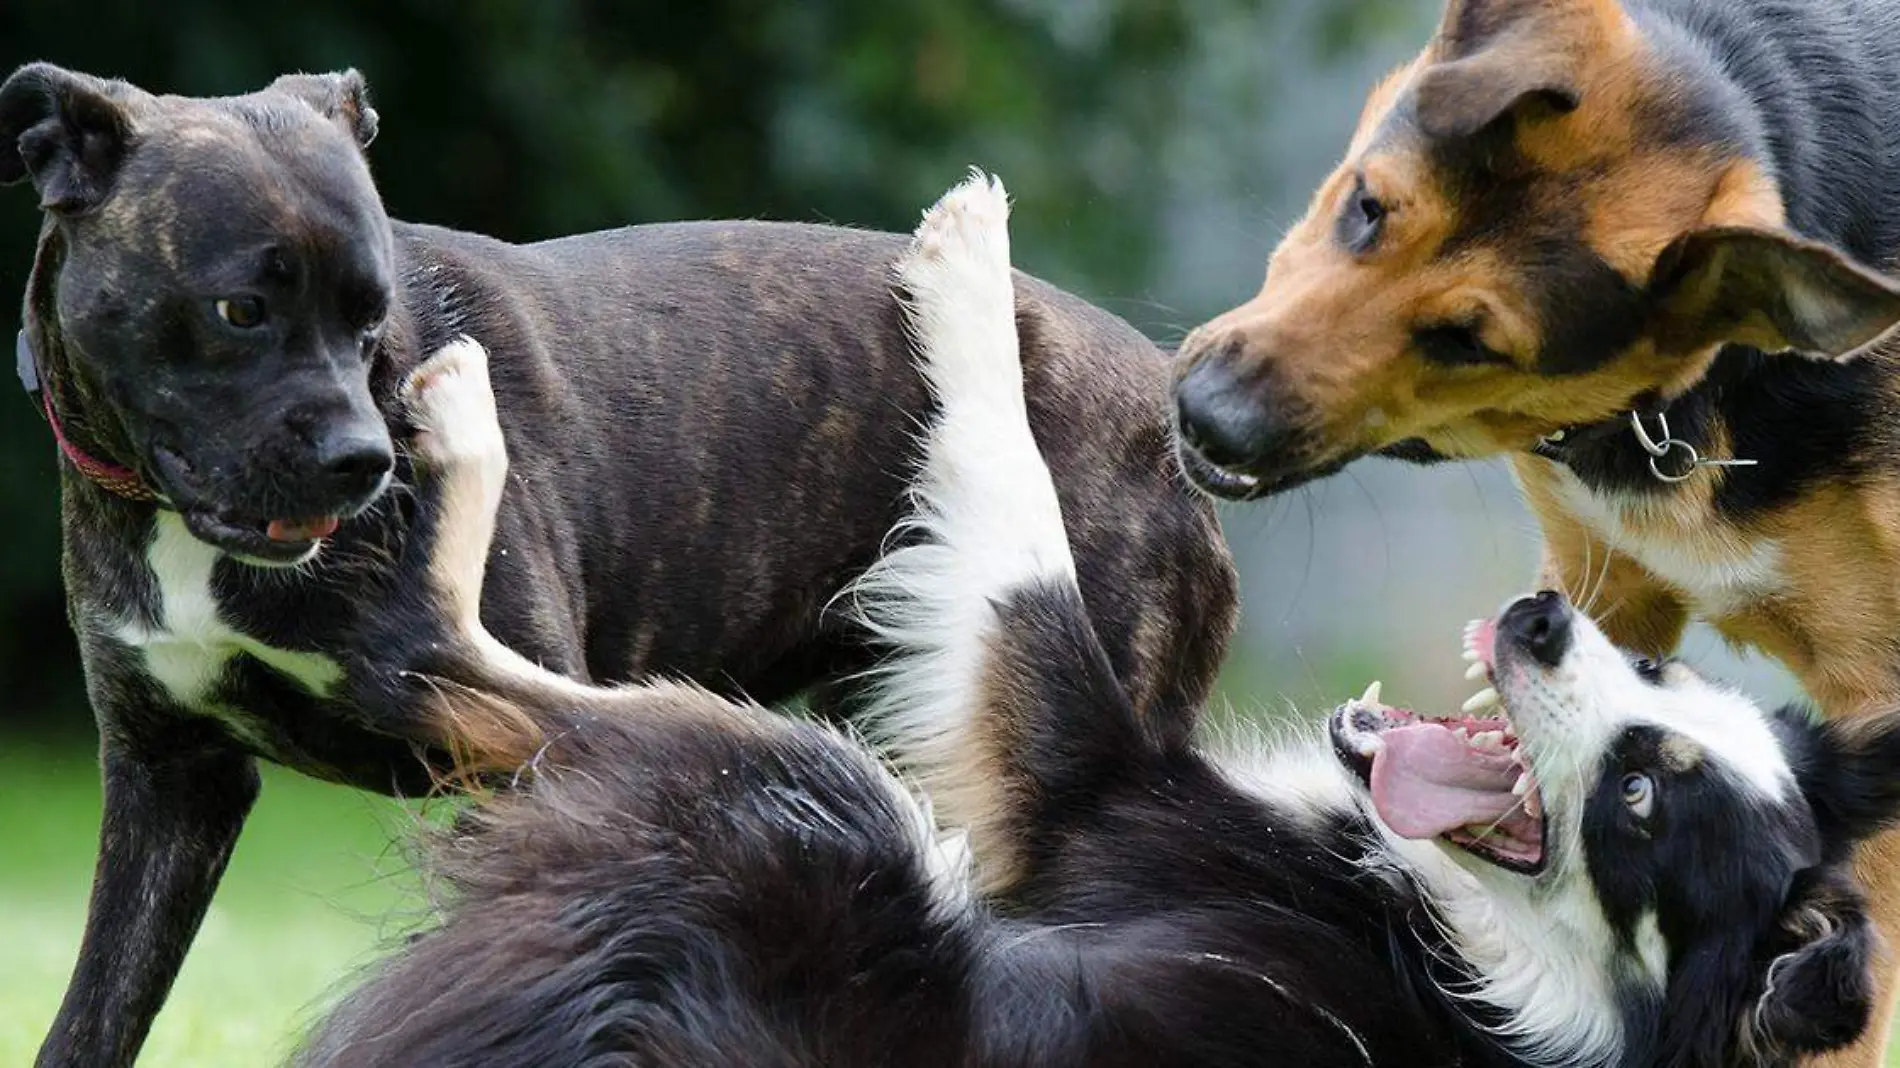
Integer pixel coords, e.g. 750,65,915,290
1512,772,1532,796
1462,688,1500,713
1360,680,1382,705
1473,730,1503,750
1465,661,1488,680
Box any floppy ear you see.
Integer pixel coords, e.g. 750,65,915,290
1749,868,1878,1056
268,70,378,149
1414,0,1581,140
1645,227,1900,360
0,62,140,214
1796,710,1900,848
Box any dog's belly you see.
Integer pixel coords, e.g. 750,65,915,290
113,514,343,749
1548,471,1785,617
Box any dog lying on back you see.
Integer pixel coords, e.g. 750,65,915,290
1,66,1234,1068
1170,0,1900,1061
298,176,1900,1068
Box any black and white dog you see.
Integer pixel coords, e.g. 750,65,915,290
300,176,1900,1068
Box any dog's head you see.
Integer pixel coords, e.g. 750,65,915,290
1171,0,1900,499
1333,592,1900,1064
2,63,395,565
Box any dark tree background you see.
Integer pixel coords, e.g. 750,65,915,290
0,0,1411,728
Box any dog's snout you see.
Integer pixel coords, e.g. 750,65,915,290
1500,590,1572,668
315,427,394,499
1175,346,1281,470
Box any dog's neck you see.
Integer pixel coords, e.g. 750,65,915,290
1538,0,1900,510
23,224,156,506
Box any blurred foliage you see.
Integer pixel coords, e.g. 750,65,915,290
0,0,1406,726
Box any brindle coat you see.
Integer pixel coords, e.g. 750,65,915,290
2,65,1237,1068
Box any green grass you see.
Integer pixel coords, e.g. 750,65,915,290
6,737,1900,1067
0,741,427,1067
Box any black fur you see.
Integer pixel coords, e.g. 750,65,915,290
1533,0,1900,509
3,66,1238,1068
300,562,1900,1068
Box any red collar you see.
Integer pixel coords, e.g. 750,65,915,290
19,331,158,502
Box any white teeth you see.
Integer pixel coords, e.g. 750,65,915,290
1525,789,1544,820
1461,648,1480,662
1512,771,1533,796
1453,726,1470,741
1462,688,1500,713
1464,661,1488,681
1472,730,1504,751
1360,680,1383,705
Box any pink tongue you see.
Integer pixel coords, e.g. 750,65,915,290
1370,723,1522,839
266,516,340,543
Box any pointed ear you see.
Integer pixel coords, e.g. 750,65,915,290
1645,227,1900,360
268,70,378,149
1796,711,1900,847
1412,45,1578,141
1414,0,1581,141
1748,868,1877,1056
0,63,141,214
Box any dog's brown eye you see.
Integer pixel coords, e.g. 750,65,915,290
1337,177,1387,253
1621,772,1655,819
1415,324,1509,368
1631,657,1666,684
215,297,267,330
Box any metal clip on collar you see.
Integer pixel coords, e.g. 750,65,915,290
1628,411,1757,483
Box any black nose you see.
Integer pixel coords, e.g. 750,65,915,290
1499,590,1572,668
1175,352,1279,469
314,428,394,501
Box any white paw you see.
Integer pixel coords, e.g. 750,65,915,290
895,170,1023,411
900,168,1012,285
402,337,507,480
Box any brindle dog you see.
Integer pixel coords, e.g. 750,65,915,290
1170,0,1900,1063
1,64,1236,1068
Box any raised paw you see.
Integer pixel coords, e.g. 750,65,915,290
894,170,1025,416
401,337,508,481
898,169,1013,298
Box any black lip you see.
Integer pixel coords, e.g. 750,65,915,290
1174,441,1357,501
179,508,322,564
1328,702,1549,877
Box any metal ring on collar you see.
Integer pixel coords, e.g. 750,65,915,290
1647,439,1699,483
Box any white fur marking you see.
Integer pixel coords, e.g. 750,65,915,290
848,171,1073,863
116,513,343,708
1547,471,1784,617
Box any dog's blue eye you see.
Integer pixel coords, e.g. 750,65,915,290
1415,324,1509,368
214,297,266,330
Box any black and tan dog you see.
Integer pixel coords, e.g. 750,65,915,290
1,65,1235,1068
1171,0,1900,1063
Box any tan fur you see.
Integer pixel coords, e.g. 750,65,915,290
1189,2,1900,1061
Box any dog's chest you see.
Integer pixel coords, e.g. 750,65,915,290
1548,472,1784,616
114,514,343,713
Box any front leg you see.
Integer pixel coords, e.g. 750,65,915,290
36,705,258,1068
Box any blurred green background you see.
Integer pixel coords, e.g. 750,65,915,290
0,0,1824,1064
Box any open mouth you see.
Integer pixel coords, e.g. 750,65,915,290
1329,620,1547,874
180,509,343,565
1174,442,1355,501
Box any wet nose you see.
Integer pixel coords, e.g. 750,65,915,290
314,426,394,501
1499,590,1572,668
1174,351,1280,470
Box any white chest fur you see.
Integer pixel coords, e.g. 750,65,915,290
114,513,343,708
1546,469,1784,618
